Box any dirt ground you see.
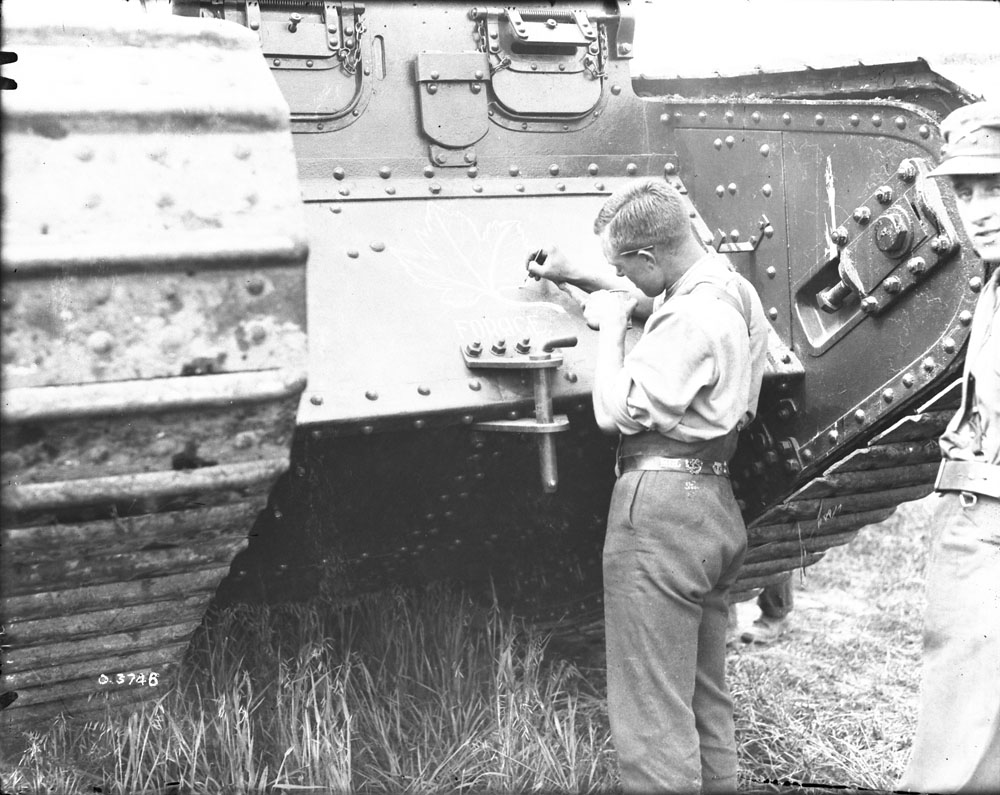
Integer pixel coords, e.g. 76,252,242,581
728,496,937,793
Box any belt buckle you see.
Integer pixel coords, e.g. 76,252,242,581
712,461,726,476
685,458,703,475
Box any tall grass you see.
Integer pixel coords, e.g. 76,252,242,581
1,499,932,793
2,585,615,794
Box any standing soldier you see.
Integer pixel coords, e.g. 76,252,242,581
899,101,1000,793
529,178,767,793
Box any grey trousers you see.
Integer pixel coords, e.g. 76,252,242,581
604,468,747,794
899,492,1000,794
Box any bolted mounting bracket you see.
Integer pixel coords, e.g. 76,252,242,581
461,335,577,493
713,214,772,254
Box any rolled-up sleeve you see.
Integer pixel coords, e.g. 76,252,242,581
603,309,718,435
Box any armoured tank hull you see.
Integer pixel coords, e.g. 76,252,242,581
1,0,991,729
0,14,308,728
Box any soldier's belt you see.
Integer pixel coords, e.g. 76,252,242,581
618,455,729,477
935,459,1000,500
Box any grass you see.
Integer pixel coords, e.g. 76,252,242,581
1,498,935,794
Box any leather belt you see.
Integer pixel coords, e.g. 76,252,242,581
935,459,1000,500
618,455,729,477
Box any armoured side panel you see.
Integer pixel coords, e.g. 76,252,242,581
0,15,308,728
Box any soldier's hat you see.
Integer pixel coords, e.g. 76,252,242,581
930,101,1000,177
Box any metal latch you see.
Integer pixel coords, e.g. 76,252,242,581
245,0,260,30
461,335,577,493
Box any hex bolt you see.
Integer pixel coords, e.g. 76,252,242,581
861,296,880,314
906,256,927,275
930,235,955,256
831,226,849,246
287,12,302,31
853,206,872,224
429,182,442,194
491,339,507,355
873,210,911,254
897,160,918,182
876,186,893,204
883,276,902,294
516,337,531,354
466,340,483,357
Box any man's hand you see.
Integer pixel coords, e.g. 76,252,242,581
583,289,637,332
525,246,585,285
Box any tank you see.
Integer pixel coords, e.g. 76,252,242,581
1,0,995,730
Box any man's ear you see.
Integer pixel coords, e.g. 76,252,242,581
636,248,657,270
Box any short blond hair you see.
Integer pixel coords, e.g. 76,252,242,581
593,178,689,253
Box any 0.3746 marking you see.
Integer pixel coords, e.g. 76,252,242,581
97,672,160,686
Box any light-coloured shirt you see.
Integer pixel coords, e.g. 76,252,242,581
941,267,1000,464
605,252,768,441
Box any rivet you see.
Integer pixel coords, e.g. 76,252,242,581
713,138,723,150
424,166,435,178
725,135,735,148
854,409,866,424
876,186,893,204
306,59,314,68
664,162,677,175
716,185,725,197
473,184,483,193
435,153,447,165
751,111,761,124
588,163,600,175
246,276,266,296
849,114,860,127
386,186,396,195
725,110,735,123
660,113,671,125
871,114,882,127
943,338,957,354
429,182,442,194
347,249,359,258
762,183,772,197
782,112,792,125
882,388,895,403
273,59,281,67
626,162,638,175
521,122,529,130
467,166,479,178
475,69,484,80
364,389,379,401
361,425,374,435
673,112,683,122
370,241,386,253
611,84,622,95
427,83,438,94
730,229,740,241
508,165,520,177
87,330,114,355
378,166,391,179
549,164,560,176
918,125,931,139
894,116,907,130
249,323,267,344
414,419,426,429
531,63,538,71
902,373,915,388
333,167,346,180
329,206,342,214
906,256,926,275
516,183,525,192
767,307,779,320
959,310,973,326
562,124,569,131
827,429,839,443
766,266,777,279
922,357,936,372
802,448,814,462
698,111,708,122
564,372,578,383
417,385,431,396
727,182,737,194
883,276,902,294
780,353,792,364
853,206,871,224
339,187,350,196
310,394,324,406
897,160,918,182
861,296,880,314
469,379,482,391
759,144,770,157
815,113,825,126
234,432,255,450
595,182,605,191
157,194,174,209
430,70,440,80
77,148,95,162
969,276,983,293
